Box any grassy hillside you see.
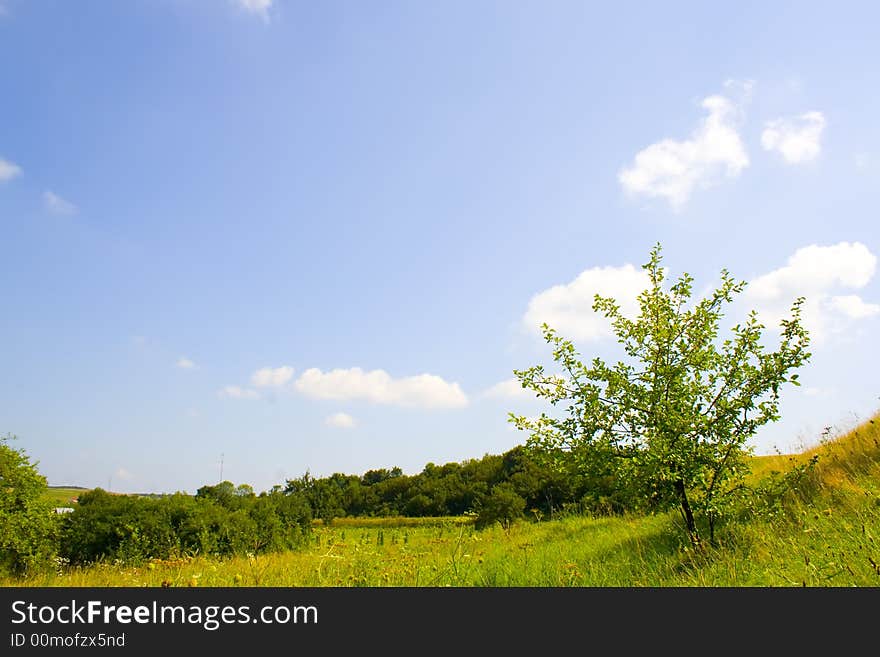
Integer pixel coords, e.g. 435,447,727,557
43,486,89,507
42,487,161,506
11,413,879,587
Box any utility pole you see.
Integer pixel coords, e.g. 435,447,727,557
219,453,224,483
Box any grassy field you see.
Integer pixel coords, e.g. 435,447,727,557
11,414,879,587
43,486,88,507
42,487,164,506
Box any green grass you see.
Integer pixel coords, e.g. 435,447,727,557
11,413,880,587
42,486,88,507
315,515,475,528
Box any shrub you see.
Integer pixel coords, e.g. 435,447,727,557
475,483,526,531
0,434,59,575
59,485,312,565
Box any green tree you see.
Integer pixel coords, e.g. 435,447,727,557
196,481,237,507
511,244,810,548
475,483,526,531
0,434,58,575
285,472,345,525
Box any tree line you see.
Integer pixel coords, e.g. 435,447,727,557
1,434,631,575
282,443,626,526
58,443,620,569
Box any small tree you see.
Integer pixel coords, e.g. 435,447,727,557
511,244,810,548
0,434,58,575
476,483,526,531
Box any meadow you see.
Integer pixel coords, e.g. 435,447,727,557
43,486,87,507
5,413,878,588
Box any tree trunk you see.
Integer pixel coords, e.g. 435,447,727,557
674,479,701,550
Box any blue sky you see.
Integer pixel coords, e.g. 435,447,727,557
2,1,878,494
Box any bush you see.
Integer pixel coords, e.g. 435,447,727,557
0,434,58,575
475,483,526,531
59,485,312,565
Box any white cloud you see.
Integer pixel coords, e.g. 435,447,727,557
218,385,261,400
827,295,880,319
748,242,875,300
295,367,468,409
115,468,133,481
234,0,272,19
176,357,197,370
761,112,825,164
0,157,22,182
43,190,78,215
325,412,356,429
251,365,295,387
522,264,651,341
747,242,878,343
482,378,533,400
618,89,749,210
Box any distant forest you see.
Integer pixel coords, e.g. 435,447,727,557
14,444,629,570
276,444,622,524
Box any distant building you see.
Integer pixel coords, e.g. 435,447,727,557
54,507,74,514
